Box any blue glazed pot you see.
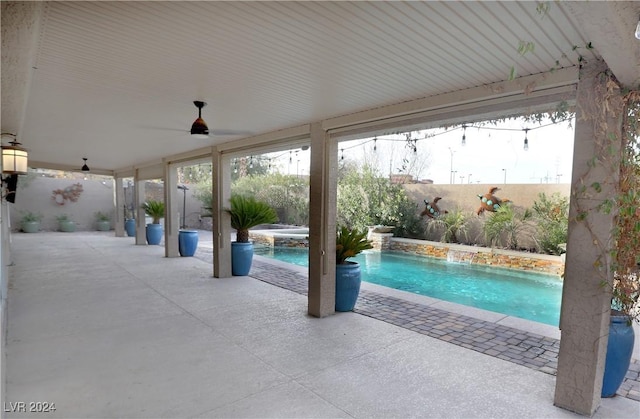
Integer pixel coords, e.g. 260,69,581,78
231,242,254,276
602,314,635,397
125,219,136,237
335,262,362,312
146,223,163,245
179,230,199,257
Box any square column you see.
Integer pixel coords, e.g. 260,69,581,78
163,161,179,258
134,170,146,245
554,60,624,415
308,122,337,317
212,147,232,278
114,176,125,237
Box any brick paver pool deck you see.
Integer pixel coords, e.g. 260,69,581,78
245,258,640,402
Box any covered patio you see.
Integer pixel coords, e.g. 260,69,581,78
2,2,640,416
5,232,639,418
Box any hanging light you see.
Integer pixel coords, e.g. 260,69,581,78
373,137,377,151
461,125,467,146
190,101,209,139
523,128,530,151
340,148,344,160
249,156,254,169
81,157,90,172
1,134,28,175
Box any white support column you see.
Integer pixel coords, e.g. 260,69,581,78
114,176,125,237
308,122,337,317
212,147,232,278
134,170,146,245
164,161,179,258
554,59,624,416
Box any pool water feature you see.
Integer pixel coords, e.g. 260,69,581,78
254,246,563,326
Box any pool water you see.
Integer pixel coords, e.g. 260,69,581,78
254,246,563,326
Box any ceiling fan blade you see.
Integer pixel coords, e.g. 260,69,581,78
210,129,254,136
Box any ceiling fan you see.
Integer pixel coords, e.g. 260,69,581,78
140,101,253,138
188,100,252,139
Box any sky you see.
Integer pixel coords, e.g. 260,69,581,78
265,117,575,185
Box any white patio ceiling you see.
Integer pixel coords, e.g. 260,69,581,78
2,1,639,174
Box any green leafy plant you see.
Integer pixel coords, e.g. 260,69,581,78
426,208,470,244
142,200,165,224
20,211,42,223
483,205,533,250
55,214,71,223
532,192,569,255
94,211,110,222
225,195,278,243
336,226,373,265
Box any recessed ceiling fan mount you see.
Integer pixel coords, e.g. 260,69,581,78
190,101,209,139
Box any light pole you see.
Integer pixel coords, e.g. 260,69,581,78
452,170,457,184
448,147,455,184
502,168,507,184
177,184,189,229
468,174,472,184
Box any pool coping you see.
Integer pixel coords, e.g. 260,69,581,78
249,254,640,401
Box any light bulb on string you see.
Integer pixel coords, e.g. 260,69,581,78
341,148,344,160
249,156,254,169
413,140,417,153
461,125,467,146
523,128,529,151
373,137,377,152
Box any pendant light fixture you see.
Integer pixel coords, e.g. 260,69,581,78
1,133,28,175
81,157,90,172
190,101,209,139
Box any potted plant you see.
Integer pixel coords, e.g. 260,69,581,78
56,214,76,232
94,211,111,231
20,211,42,233
142,200,165,245
335,226,373,312
225,194,277,276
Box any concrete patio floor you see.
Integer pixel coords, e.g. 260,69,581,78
4,232,640,418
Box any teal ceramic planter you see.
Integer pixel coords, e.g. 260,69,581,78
602,314,635,397
231,242,254,276
59,220,76,232
179,230,198,257
146,223,163,245
125,219,136,237
335,262,362,312
22,221,40,233
96,220,110,231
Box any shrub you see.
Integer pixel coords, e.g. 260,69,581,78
532,192,569,255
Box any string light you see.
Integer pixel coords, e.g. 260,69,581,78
523,128,530,151
341,148,344,160
249,156,254,169
461,125,467,146
373,137,377,151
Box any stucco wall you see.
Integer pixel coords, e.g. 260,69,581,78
402,183,570,214
403,183,571,249
9,177,211,232
9,176,116,231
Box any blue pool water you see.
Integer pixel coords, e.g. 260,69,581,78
254,246,563,326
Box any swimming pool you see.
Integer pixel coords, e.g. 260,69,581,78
254,246,563,326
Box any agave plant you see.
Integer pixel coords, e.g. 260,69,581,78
226,195,278,243
336,226,373,265
483,205,533,250
142,200,165,224
426,208,469,243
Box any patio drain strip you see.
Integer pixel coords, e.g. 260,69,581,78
250,259,640,401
